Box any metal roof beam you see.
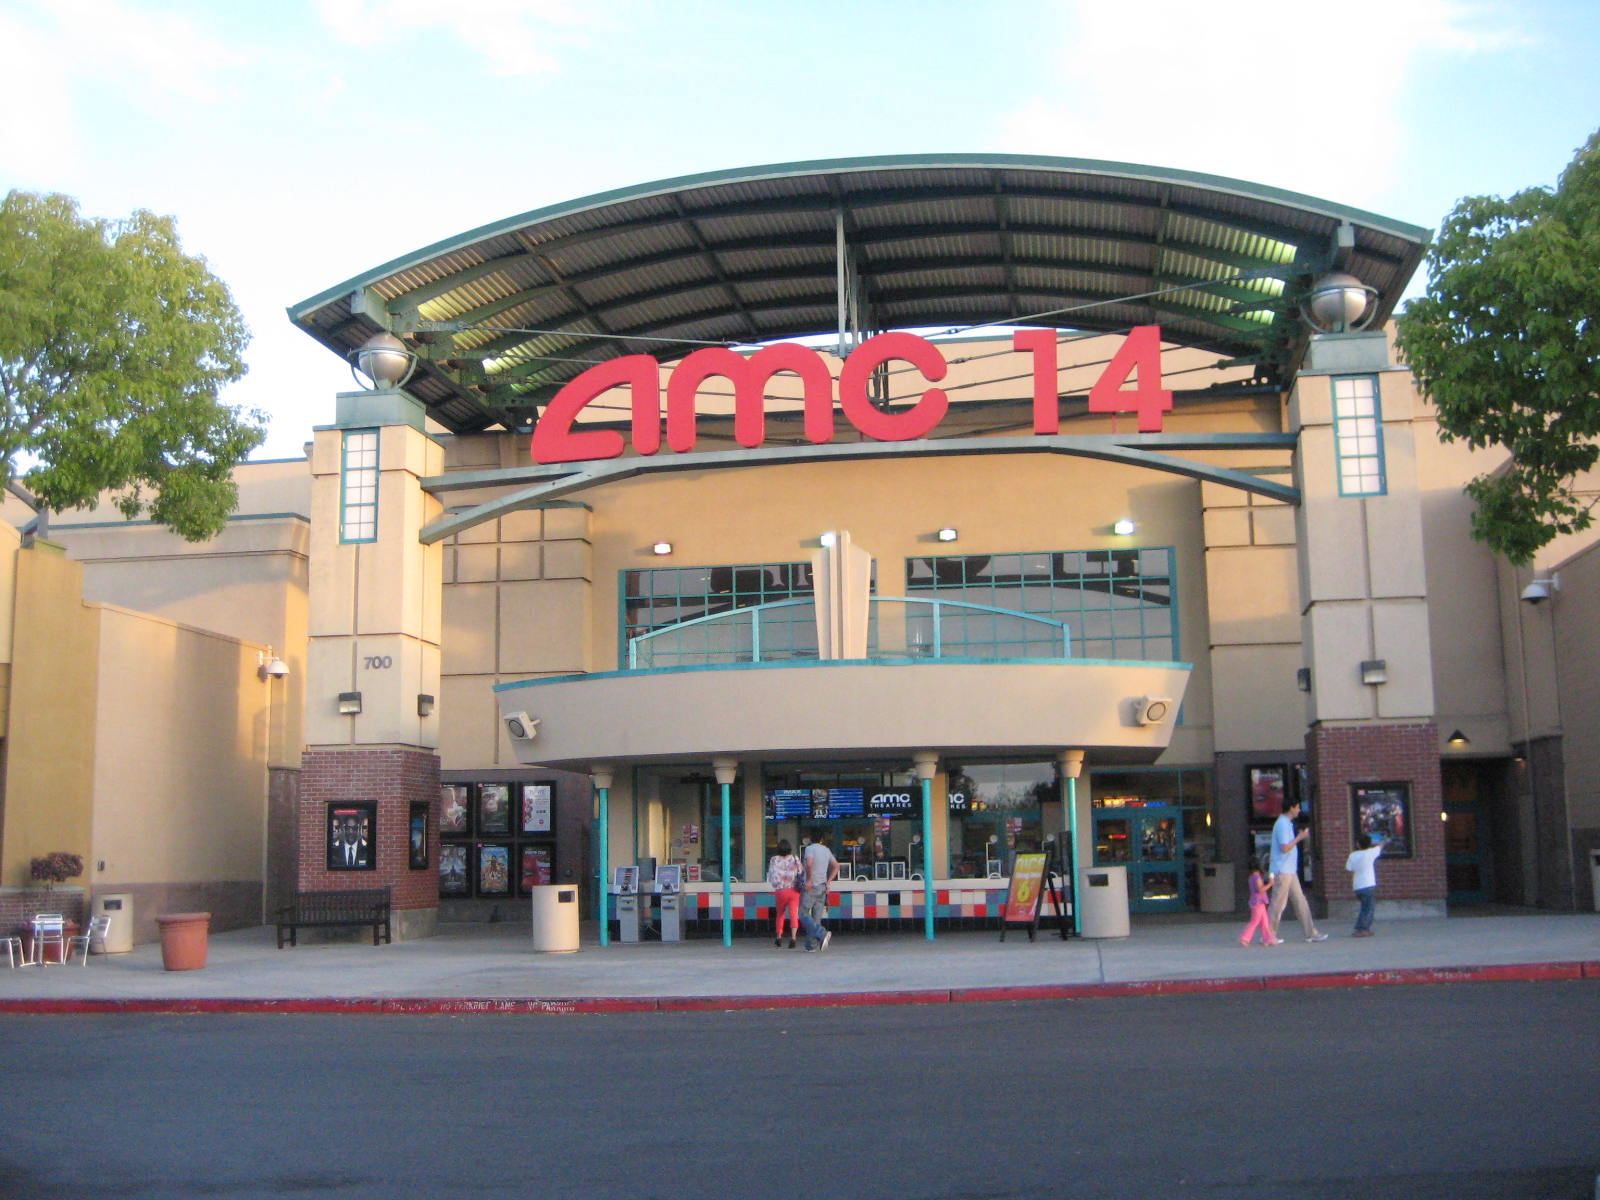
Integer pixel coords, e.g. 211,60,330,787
416,432,1299,543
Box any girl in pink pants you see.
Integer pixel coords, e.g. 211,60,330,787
1239,862,1278,946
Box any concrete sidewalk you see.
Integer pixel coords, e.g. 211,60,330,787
2,911,1597,1014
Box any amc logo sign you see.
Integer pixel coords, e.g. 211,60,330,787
530,326,1173,465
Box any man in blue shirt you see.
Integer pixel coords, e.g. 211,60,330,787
1268,799,1328,943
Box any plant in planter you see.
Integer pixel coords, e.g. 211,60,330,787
29,851,84,894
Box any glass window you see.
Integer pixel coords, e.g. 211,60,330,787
1333,376,1386,496
622,561,818,664
340,429,379,543
760,768,920,880
946,762,1058,877
908,547,1177,662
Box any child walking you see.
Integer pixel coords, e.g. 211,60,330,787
1345,833,1385,937
1239,859,1279,946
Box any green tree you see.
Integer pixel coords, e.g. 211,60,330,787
1395,130,1600,566
0,190,264,541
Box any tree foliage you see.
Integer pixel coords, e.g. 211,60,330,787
0,191,264,541
1395,130,1600,565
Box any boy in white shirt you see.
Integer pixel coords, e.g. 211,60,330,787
1345,833,1386,937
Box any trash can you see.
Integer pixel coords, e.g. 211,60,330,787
92,893,134,954
1077,865,1130,938
1590,850,1600,914
155,912,210,971
1198,862,1236,914
530,885,580,953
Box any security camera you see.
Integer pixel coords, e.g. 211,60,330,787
1520,581,1551,605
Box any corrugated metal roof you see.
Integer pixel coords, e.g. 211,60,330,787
288,154,1428,434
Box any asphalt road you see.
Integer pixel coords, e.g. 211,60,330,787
3,980,1597,1199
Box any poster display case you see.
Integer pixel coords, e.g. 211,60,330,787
438,780,561,900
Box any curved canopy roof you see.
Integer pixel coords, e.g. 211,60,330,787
289,154,1428,436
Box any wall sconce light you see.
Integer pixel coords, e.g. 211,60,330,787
819,531,838,548
651,541,673,556
337,691,363,715
1112,518,1137,536
257,649,289,681
417,694,435,717
1296,667,1311,692
936,527,959,542
1447,729,1470,747
1359,660,1387,686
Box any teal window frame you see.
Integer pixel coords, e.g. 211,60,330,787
1332,375,1386,497
619,561,820,664
339,429,380,543
906,547,1177,663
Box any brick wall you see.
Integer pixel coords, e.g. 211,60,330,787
1,887,87,934
1306,722,1447,904
298,748,441,912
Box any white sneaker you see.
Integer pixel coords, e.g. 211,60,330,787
820,930,832,951
1306,932,1329,942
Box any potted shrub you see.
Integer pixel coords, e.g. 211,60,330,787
30,851,83,894
23,852,83,962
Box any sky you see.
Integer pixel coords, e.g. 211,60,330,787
2,0,1598,459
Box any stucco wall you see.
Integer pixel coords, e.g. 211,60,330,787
90,605,273,940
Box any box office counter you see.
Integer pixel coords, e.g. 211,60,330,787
602,878,1054,930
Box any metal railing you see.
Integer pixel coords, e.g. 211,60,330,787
628,597,1072,669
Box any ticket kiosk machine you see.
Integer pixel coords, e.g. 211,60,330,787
613,865,642,943
656,865,684,942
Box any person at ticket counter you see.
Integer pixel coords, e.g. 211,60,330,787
766,839,804,949
800,831,839,952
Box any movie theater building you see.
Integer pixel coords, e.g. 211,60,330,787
7,155,1597,944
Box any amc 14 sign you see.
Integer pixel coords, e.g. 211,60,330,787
531,326,1174,464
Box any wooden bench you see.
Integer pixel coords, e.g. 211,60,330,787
274,887,392,949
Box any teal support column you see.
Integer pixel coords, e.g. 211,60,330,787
1060,750,1084,936
592,767,614,948
713,757,739,949
913,751,939,942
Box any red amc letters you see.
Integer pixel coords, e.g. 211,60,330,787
529,326,1171,465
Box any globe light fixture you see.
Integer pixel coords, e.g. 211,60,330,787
349,332,419,390
1301,271,1379,333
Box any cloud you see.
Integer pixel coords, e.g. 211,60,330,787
313,0,603,77
998,0,1520,209
0,0,247,179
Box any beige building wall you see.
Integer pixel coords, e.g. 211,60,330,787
91,606,273,940
0,541,99,889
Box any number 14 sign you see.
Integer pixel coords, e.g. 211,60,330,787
530,325,1173,464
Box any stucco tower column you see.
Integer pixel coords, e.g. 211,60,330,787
1290,331,1446,917
298,388,444,940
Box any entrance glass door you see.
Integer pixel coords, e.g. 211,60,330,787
1093,807,1185,913
1442,762,1490,906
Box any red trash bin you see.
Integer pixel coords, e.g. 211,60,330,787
156,912,211,971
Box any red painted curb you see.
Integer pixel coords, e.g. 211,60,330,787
659,989,951,1012
1263,961,1590,990
1,962,1595,1015
949,976,1266,1003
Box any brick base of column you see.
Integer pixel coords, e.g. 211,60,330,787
1306,723,1447,918
298,748,441,939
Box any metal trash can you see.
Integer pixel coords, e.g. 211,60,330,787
92,893,134,953
1590,850,1600,914
1078,865,1130,938
1198,862,1236,914
530,885,580,953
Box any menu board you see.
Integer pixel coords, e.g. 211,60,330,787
769,788,819,819
826,787,865,816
